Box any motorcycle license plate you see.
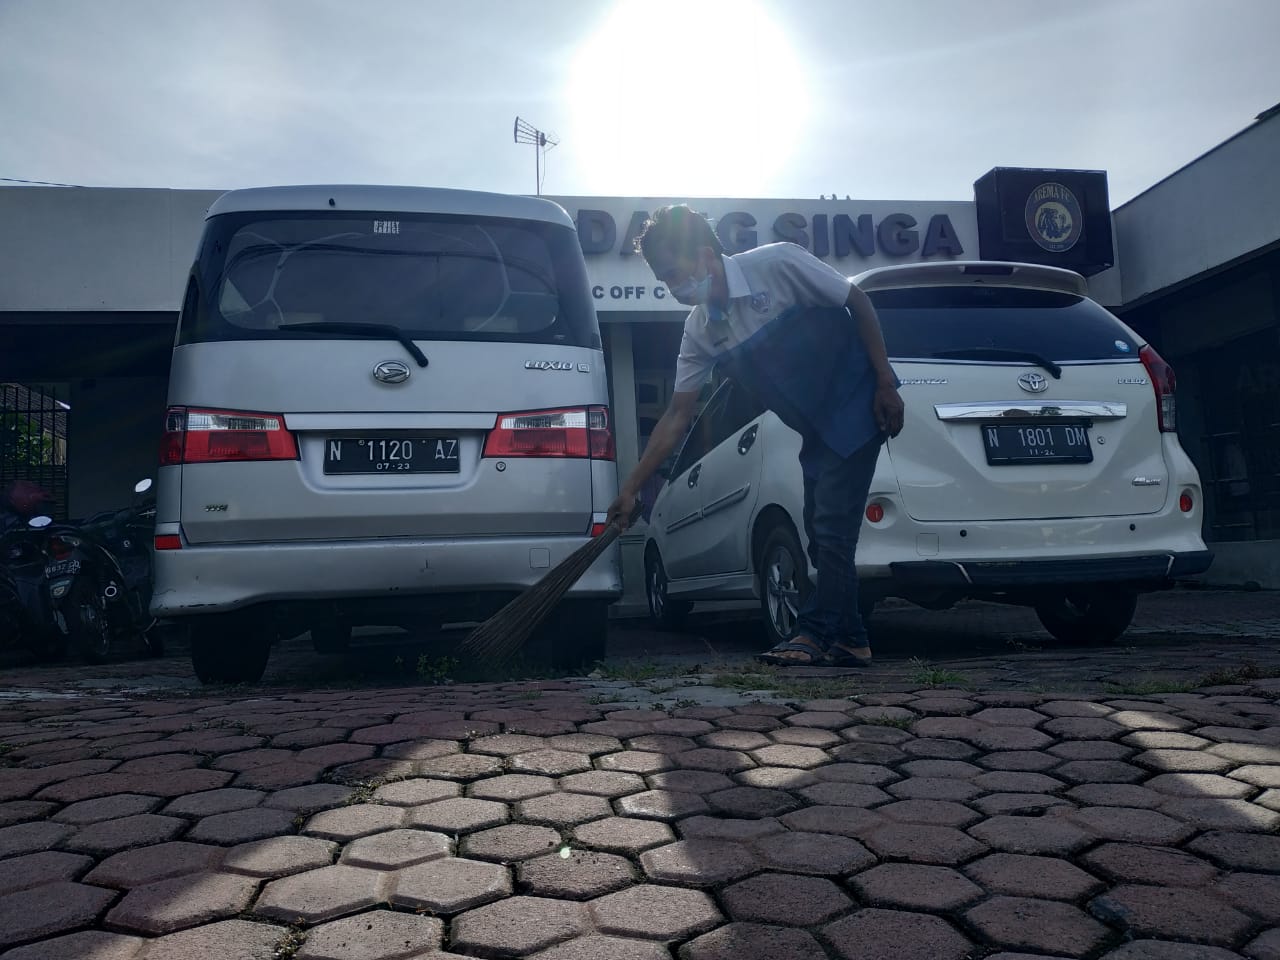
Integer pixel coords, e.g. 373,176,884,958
45,559,81,578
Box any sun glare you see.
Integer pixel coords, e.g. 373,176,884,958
567,0,809,197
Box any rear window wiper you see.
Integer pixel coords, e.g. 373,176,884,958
278,322,429,368
929,348,1062,379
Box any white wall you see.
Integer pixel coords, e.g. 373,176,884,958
1115,110,1280,303
0,187,222,312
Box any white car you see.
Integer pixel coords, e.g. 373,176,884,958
642,260,1212,649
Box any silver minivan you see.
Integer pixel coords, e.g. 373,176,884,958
152,185,621,684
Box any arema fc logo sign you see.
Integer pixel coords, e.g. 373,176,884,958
1025,182,1083,253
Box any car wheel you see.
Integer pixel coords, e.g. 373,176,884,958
526,599,608,671
68,577,112,664
758,522,810,650
311,619,352,654
1035,588,1138,644
190,611,273,684
645,549,691,630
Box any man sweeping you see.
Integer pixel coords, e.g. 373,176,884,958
606,204,905,667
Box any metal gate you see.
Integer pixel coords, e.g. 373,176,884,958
1,382,69,520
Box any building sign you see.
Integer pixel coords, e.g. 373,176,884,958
546,197,979,314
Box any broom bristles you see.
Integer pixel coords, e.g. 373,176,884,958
459,524,623,663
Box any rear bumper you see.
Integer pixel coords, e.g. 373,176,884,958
151,533,623,617
887,550,1214,589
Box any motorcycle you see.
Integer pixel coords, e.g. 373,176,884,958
0,513,67,660
45,479,160,663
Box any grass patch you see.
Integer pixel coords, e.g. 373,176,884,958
1199,661,1280,687
274,926,307,960
711,669,781,691
858,713,915,730
908,657,970,689
771,679,862,701
587,693,625,705
416,655,459,685
593,660,670,682
342,779,387,805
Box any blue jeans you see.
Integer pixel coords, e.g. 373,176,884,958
795,433,883,651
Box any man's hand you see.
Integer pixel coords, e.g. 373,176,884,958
606,490,638,531
874,380,905,437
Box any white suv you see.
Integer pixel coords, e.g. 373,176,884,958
642,261,1212,648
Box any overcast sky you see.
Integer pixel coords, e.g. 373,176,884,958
1,0,1277,205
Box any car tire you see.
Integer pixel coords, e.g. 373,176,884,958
190,612,273,684
525,599,608,671
68,577,112,664
758,521,810,650
1035,588,1139,645
645,549,691,630
311,619,352,654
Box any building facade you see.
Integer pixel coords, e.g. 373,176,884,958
2,107,1276,603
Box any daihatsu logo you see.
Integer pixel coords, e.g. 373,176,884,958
1017,372,1049,393
373,360,411,384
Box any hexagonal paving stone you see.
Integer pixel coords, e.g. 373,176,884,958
851,863,983,911
750,745,830,769
722,872,851,926
1,930,146,960
463,823,563,863
509,750,594,776
0,882,117,950
864,823,987,865
706,786,799,819
466,774,555,803
574,817,674,854
966,896,1110,956
85,841,225,889
798,781,892,807
255,864,386,923
340,828,452,869
616,789,708,821
105,870,259,934
304,804,404,841
1066,806,1193,844
676,748,756,773
558,771,646,797
1160,797,1280,833
1213,872,1280,924
63,814,187,857
261,784,356,813
965,853,1104,901
597,751,675,775
886,777,982,802
0,821,73,859
529,934,671,960
452,896,589,957
1081,842,1219,886
822,908,973,960
161,788,265,818
648,771,735,794
1098,943,1245,960
877,799,980,828
967,815,1094,856
752,830,875,875
0,850,94,896
220,836,338,878
371,778,461,806
517,792,612,827
406,797,509,833
389,857,512,914
518,849,635,899
1090,884,1255,946
296,910,444,960
640,839,759,886
591,884,722,941
55,794,162,824
123,918,283,960
735,766,818,791
1187,830,1280,871
681,922,829,960
187,807,299,845
815,762,898,785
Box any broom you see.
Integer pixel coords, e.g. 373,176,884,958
457,503,643,664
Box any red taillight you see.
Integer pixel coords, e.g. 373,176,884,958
865,503,885,524
161,407,298,465
483,406,615,460
1179,492,1194,513
49,537,75,560
154,534,182,551
1140,345,1177,433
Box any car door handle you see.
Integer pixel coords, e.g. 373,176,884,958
688,464,701,488
737,425,758,455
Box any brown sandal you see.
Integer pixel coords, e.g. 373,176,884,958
757,635,827,666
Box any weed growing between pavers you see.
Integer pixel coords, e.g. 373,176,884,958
1199,660,1280,687
273,924,307,959
908,657,971,689
1103,679,1199,696
858,714,916,730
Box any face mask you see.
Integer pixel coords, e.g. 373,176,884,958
670,268,712,304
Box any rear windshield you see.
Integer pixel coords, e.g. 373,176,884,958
868,286,1139,362
179,211,600,348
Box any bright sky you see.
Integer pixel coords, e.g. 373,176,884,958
1,0,1277,205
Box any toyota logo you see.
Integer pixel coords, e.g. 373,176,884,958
373,360,411,384
1017,372,1049,394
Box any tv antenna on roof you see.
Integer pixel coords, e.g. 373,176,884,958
514,116,559,195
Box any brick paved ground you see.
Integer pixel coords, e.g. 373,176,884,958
1,589,1279,958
